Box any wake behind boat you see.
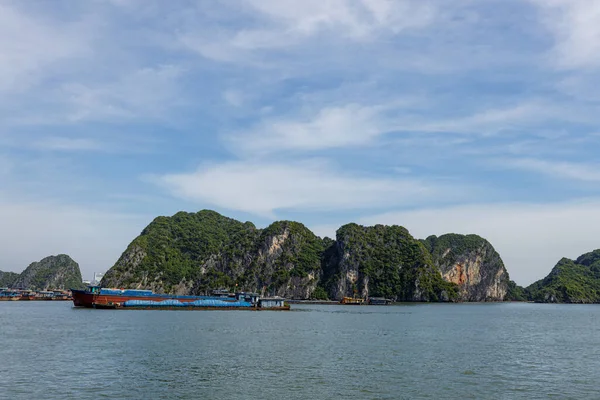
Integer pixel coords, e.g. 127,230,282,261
71,286,289,310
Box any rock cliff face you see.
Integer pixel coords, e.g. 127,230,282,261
526,249,600,303
321,224,457,301
11,255,84,290
421,234,509,301
102,211,324,298
0,271,19,287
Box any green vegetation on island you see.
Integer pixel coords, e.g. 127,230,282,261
2,255,85,290
102,210,517,302
0,271,19,288
321,224,459,301
525,250,600,303
103,211,326,298
505,280,528,301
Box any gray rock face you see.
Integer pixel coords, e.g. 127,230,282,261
191,223,323,299
0,270,19,287
321,224,456,302
101,211,323,299
11,255,84,290
422,234,509,301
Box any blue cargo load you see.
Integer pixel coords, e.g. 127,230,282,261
96,288,238,301
123,299,253,308
100,289,154,296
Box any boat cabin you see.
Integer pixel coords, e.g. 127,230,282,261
212,289,233,297
86,286,101,294
258,297,286,309
235,292,260,304
368,297,392,305
341,296,364,305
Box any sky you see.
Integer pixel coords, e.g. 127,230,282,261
1,0,600,286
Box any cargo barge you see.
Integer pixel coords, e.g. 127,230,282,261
71,286,290,310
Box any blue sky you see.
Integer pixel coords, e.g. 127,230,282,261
1,0,600,285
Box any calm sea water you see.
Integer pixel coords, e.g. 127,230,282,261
1,302,600,399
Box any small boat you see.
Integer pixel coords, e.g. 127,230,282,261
0,290,20,301
340,296,365,305
368,297,392,305
70,286,290,310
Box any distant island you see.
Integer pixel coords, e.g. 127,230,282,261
0,255,85,291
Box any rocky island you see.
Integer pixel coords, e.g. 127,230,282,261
525,249,600,303
0,254,85,291
421,234,510,301
102,210,518,302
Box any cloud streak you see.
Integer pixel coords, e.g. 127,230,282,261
156,160,466,218
32,137,107,152
179,0,437,63
505,158,600,182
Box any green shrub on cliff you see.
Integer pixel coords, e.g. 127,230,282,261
312,286,329,300
505,280,527,301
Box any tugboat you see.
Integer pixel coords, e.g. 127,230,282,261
71,286,290,310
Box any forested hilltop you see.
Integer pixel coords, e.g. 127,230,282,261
1,255,85,290
102,210,515,301
525,249,600,303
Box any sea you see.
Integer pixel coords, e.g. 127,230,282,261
1,301,599,399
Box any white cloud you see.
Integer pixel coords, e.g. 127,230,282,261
356,200,600,286
0,2,90,92
229,103,395,154
505,158,600,182
411,102,573,136
179,0,437,62
0,198,148,280
63,65,184,122
242,0,436,40
227,100,594,157
531,0,600,69
156,160,463,218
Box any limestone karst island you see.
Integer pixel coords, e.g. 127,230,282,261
5,209,598,305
